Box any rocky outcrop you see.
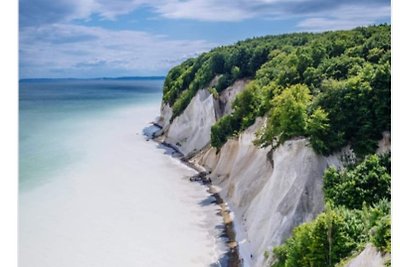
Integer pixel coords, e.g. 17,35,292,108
377,131,391,155
343,244,390,267
156,103,173,130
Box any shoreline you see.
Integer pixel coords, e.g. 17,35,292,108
146,123,241,267
180,159,241,267
21,99,225,267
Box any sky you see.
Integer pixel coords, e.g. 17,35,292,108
19,0,391,79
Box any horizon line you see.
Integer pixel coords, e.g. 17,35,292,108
19,76,166,82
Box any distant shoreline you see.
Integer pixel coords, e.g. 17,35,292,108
19,76,166,82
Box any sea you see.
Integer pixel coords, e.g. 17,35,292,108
19,79,226,267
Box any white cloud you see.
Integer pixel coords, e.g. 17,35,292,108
297,4,391,31
154,0,254,22
298,18,365,31
72,0,148,20
20,24,215,78
21,0,390,25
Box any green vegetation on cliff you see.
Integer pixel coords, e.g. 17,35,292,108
272,201,390,267
162,24,391,267
272,153,391,267
323,153,391,209
163,24,390,156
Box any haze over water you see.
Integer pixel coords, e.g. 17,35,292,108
19,79,226,267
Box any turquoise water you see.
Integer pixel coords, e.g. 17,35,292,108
19,79,226,267
19,79,163,190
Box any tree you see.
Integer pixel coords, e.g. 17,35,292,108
257,84,311,147
323,154,391,209
273,207,355,267
231,66,241,80
210,53,225,74
211,115,239,149
161,25,390,156
306,107,331,154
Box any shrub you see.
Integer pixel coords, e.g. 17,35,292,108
323,154,391,209
210,115,239,149
273,200,391,267
273,206,356,267
372,215,391,253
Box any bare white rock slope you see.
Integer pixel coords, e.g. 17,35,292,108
157,103,173,129
343,244,390,267
191,118,344,266
217,79,249,118
164,89,217,156
159,79,248,157
157,80,376,266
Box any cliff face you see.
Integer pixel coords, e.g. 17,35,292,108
157,81,336,265
343,244,390,267
164,89,217,156
191,119,345,266
155,80,389,266
157,79,248,156
156,25,391,266
216,79,249,118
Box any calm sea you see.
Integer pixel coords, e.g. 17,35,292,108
19,79,226,267
19,79,163,190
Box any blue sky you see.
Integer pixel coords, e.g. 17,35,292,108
19,0,391,79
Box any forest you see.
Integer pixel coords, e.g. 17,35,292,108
163,24,390,157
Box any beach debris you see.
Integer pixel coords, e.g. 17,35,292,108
189,172,212,184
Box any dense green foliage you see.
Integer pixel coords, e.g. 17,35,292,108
273,206,357,267
273,201,390,267
309,62,391,155
272,155,391,267
163,36,272,119
324,154,391,209
211,82,264,148
255,84,311,147
372,214,391,253
201,25,390,155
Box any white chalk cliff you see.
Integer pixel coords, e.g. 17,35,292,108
156,79,390,266
157,79,248,156
191,119,345,266
164,89,217,156
343,243,390,267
